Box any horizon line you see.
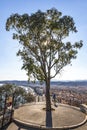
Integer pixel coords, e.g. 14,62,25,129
0,79,87,82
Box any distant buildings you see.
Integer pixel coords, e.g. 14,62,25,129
50,87,87,107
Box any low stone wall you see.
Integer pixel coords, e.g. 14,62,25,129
80,104,87,114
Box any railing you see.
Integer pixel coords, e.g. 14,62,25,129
35,95,53,103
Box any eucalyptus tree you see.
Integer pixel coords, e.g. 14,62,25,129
6,8,83,111
0,84,14,95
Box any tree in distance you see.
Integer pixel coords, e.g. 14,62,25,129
6,8,83,111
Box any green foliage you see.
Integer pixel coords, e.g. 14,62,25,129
0,84,26,98
24,92,35,102
0,84,14,95
14,86,26,97
6,8,83,82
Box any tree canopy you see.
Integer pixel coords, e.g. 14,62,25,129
6,8,83,82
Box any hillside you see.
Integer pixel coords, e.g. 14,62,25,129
0,80,87,87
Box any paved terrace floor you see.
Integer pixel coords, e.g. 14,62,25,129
3,102,87,130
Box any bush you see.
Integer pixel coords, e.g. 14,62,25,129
24,93,35,103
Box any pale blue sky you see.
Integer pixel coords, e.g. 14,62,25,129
0,0,87,81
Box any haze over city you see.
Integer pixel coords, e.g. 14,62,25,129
0,0,87,81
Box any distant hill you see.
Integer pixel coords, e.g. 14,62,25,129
0,80,87,87
50,80,87,87
0,80,29,86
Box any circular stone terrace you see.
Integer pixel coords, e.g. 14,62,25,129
13,102,87,130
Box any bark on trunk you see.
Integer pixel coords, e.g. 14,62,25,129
46,79,51,111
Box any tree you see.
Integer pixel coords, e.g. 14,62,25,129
6,8,83,111
0,84,14,95
24,92,35,103
14,86,26,97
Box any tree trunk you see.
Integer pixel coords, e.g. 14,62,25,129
46,79,51,111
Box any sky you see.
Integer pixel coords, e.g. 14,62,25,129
0,0,87,81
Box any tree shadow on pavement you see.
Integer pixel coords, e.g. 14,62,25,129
46,110,52,128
